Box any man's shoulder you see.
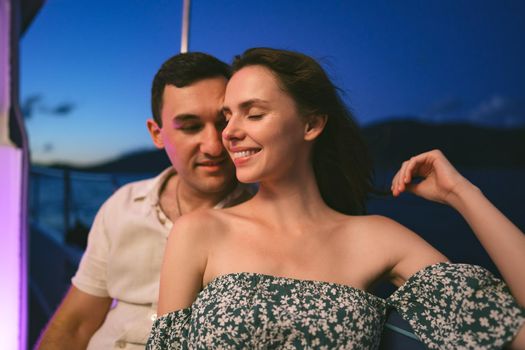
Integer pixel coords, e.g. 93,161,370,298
99,178,151,210
113,176,156,196
105,168,173,205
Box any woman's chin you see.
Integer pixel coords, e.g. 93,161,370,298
235,170,260,184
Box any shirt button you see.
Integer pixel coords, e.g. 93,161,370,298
151,313,157,321
115,341,126,348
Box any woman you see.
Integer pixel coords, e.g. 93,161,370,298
148,48,525,349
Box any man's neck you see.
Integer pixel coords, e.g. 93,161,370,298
158,174,236,221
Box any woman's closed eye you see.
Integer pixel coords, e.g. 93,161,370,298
247,114,264,120
221,111,231,124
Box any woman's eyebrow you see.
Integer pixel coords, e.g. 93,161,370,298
222,99,270,114
239,98,269,110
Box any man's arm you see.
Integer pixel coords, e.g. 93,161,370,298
36,286,112,350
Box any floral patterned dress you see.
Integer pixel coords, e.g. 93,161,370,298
147,263,525,349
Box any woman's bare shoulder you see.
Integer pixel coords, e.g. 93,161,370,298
339,214,427,239
337,214,446,258
172,208,228,235
169,202,253,243
336,214,411,240
349,214,448,284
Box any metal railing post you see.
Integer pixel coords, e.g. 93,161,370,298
63,169,71,232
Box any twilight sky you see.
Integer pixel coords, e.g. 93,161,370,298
21,0,525,165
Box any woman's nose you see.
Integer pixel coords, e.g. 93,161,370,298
222,117,244,141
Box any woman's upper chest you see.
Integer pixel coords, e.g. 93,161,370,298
204,218,392,291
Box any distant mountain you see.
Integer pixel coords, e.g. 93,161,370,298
39,120,525,172
80,149,171,173
363,119,525,168
43,149,171,173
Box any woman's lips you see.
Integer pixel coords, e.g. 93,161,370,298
229,148,261,165
232,149,260,159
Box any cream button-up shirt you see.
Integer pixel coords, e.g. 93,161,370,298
72,168,253,349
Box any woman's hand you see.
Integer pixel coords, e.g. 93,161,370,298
392,149,525,330
391,149,473,205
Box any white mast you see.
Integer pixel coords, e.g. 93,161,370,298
180,0,191,53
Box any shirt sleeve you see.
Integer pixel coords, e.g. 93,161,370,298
387,262,525,350
71,198,111,297
146,308,192,350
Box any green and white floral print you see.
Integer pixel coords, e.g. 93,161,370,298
388,263,525,350
147,263,525,349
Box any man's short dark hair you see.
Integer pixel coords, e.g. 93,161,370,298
151,52,231,126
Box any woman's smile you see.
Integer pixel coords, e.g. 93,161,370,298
229,147,262,165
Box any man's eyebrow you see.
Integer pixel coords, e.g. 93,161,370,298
222,99,269,114
173,114,201,122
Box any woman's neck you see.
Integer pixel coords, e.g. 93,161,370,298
250,164,333,231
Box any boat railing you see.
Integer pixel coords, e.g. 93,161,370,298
29,166,122,240
28,166,148,346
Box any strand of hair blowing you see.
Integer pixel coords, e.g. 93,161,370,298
312,94,373,215
233,48,373,215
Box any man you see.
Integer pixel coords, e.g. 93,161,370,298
37,52,252,349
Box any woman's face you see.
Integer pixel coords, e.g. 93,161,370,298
222,65,309,183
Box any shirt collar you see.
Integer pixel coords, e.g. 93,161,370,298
131,167,176,207
132,166,255,214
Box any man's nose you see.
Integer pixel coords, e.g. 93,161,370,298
200,125,224,157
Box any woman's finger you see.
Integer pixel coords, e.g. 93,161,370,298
403,158,414,184
391,170,401,195
397,161,410,193
391,162,406,196
405,153,431,180
393,149,442,196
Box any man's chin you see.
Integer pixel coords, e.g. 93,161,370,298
195,174,237,194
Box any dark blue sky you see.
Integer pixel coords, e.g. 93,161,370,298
21,0,525,165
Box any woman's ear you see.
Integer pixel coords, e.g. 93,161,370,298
304,114,327,141
147,119,164,149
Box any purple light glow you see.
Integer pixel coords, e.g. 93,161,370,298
0,147,23,350
1,0,26,348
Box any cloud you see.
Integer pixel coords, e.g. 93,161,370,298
468,95,525,127
422,95,525,127
49,103,76,116
21,95,76,118
21,94,43,119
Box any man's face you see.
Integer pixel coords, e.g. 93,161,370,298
148,77,235,194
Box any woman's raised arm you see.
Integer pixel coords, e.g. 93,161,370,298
391,149,525,306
